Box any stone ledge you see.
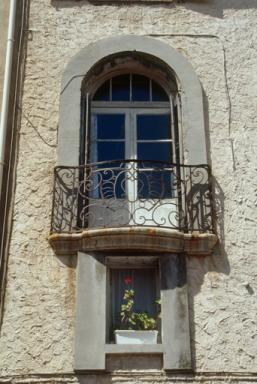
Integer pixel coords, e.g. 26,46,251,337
1,372,257,384
105,344,163,354
48,227,218,256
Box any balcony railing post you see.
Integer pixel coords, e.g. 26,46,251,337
50,167,57,233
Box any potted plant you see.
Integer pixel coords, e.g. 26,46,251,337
114,276,160,344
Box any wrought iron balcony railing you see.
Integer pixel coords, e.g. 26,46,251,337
50,160,214,234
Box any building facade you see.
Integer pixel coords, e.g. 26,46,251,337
0,0,257,383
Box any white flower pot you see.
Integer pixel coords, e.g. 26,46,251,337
114,330,158,344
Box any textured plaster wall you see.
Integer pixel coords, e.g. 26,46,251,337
0,0,257,380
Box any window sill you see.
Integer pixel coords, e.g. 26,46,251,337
105,344,163,354
48,226,218,257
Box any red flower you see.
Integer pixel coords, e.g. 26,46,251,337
124,276,132,285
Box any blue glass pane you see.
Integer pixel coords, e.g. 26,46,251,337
97,142,125,162
132,74,150,101
152,80,169,101
96,114,125,139
138,170,173,199
133,269,156,314
112,75,130,101
137,115,171,140
93,80,110,101
137,142,172,162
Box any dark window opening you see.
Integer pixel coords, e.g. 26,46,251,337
92,74,169,102
108,267,161,343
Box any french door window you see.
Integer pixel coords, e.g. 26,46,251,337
89,74,176,195
80,73,180,227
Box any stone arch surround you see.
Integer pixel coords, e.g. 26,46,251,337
58,35,206,166
53,36,216,371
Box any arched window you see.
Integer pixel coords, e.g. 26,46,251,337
52,39,213,235
80,55,181,165
89,73,173,166
78,69,181,228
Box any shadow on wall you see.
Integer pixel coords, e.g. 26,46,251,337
51,0,257,18
179,0,257,18
179,88,230,368
202,91,212,167
187,171,230,369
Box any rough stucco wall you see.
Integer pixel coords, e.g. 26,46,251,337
0,0,257,380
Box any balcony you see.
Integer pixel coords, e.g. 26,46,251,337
48,160,218,256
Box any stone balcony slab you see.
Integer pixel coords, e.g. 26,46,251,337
48,226,218,256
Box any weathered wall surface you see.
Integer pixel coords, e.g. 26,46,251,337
0,0,257,381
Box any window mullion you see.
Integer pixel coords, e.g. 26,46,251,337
90,114,98,163
125,111,131,160
170,94,176,164
110,78,112,101
83,93,91,165
126,109,136,205
132,109,139,204
132,109,137,161
130,74,132,102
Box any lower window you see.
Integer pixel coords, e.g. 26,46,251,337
107,264,161,343
75,252,191,370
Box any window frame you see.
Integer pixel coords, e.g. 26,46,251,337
106,260,161,344
89,105,173,162
88,71,177,167
84,74,179,207
75,251,191,371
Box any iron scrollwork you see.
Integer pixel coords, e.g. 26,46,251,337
50,160,214,234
